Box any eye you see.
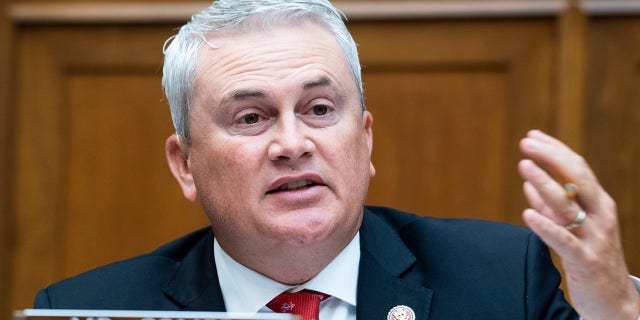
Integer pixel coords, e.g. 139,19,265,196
241,113,261,124
229,109,272,135
312,104,329,116
299,100,339,128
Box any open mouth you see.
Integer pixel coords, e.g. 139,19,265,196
267,179,319,194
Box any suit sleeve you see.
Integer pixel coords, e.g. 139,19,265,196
524,233,579,320
34,288,51,308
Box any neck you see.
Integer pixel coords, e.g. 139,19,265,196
218,231,357,285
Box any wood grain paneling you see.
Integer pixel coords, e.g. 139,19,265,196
7,1,566,24
555,5,586,150
10,25,209,311
1,0,15,317
585,17,640,276
353,19,555,225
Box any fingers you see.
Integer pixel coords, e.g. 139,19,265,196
521,208,584,259
519,130,601,214
519,130,640,320
519,161,581,226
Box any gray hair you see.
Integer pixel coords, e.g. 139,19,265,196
162,0,364,143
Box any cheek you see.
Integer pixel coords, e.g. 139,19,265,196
325,127,371,179
192,142,268,231
192,140,264,202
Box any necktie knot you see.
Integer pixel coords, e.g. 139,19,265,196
266,290,328,320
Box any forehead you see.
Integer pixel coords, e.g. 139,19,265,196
191,21,354,101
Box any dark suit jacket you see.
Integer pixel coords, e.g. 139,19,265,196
35,206,579,319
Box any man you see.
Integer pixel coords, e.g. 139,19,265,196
34,0,640,319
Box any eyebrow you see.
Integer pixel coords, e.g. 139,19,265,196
218,89,266,107
303,76,347,105
232,89,265,100
222,76,335,105
303,76,332,90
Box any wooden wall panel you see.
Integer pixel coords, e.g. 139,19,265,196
63,73,208,277
10,26,209,311
6,1,568,25
354,20,554,226
14,0,183,2
0,0,14,317
585,17,640,276
366,70,512,220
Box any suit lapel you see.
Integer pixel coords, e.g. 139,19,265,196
162,229,226,311
357,208,433,320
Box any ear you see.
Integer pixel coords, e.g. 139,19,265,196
363,111,376,177
165,134,198,201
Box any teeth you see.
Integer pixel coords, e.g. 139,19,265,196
278,179,313,191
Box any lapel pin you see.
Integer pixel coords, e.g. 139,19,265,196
387,305,415,320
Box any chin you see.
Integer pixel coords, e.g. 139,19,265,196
279,217,338,246
261,205,352,245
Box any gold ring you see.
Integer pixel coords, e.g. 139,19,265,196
565,210,586,230
564,183,578,200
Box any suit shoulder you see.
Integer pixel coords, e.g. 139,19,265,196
363,208,572,318
365,205,530,235
365,205,535,253
148,227,212,260
36,227,212,309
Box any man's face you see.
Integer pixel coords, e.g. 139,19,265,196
168,22,374,259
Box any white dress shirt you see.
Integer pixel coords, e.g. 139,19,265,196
214,233,360,320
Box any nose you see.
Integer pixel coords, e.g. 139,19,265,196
267,114,314,163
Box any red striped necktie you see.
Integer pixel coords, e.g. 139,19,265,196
266,290,329,320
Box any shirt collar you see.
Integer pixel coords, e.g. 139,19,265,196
214,233,360,313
